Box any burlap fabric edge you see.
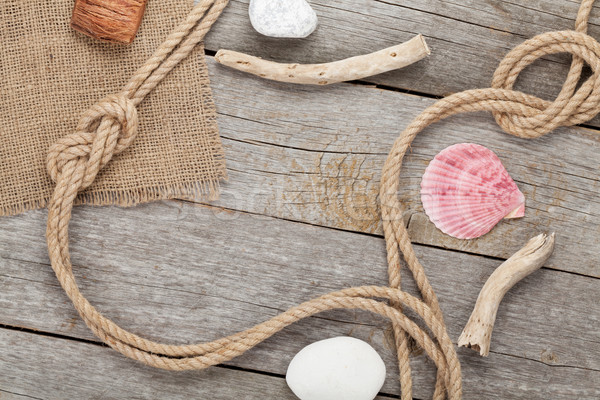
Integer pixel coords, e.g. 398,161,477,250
0,0,227,217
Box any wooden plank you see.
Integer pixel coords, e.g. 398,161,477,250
2,2,599,399
0,202,598,398
204,0,600,117
207,58,600,278
0,328,394,400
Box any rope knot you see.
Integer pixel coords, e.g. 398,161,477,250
490,30,600,138
47,94,138,190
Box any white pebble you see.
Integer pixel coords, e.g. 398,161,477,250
249,0,318,38
286,336,386,400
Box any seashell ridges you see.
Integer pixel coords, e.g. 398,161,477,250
420,143,525,239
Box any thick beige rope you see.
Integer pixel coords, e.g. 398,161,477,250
45,0,598,398
379,0,598,398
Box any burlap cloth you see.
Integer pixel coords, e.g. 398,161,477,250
0,0,226,216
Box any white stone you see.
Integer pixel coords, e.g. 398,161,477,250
286,336,386,400
249,0,318,38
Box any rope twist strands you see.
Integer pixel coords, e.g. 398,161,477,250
46,0,462,397
46,0,230,187
45,0,598,398
47,95,138,190
378,0,598,397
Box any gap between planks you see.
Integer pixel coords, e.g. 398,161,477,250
0,325,405,400
204,55,600,279
1,200,599,398
179,198,598,282
203,0,600,128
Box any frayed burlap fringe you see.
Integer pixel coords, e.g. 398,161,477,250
1,181,222,217
0,0,226,217
44,0,464,398
41,0,600,399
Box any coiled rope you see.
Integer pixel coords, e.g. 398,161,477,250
46,0,599,398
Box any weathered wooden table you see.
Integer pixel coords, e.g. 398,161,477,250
2,1,600,399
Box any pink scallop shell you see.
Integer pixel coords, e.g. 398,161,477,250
420,143,525,239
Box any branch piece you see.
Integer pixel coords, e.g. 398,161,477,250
458,233,556,356
214,34,430,85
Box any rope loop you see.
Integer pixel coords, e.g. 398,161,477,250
492,30,600,138
47,94,138,189
45,0,463,397
45,0,600,399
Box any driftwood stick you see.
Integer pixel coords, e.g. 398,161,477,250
214,34,430,85
458,233,555,356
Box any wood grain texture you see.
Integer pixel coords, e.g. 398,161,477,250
0,328,396,400
205,0,600,126
3,2,600,398
0,202,598,399
207,59,600,278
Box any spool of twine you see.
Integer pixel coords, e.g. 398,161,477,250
46,0,600,398
71,0,149,44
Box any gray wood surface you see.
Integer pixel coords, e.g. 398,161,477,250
206,0,600,127
1,202,599,399
207,59,600,278
3,1,600,399
0,328,397,400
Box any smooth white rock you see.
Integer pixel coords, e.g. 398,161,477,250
286,336,386,400
249,0,318,38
